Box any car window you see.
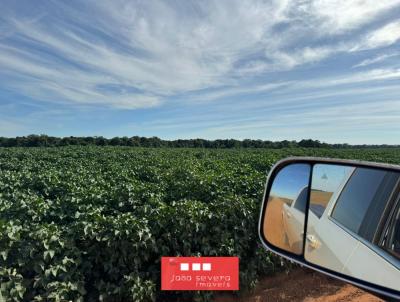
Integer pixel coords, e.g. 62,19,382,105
331,168,386,234
382,199,400,260
293,186,308,213
309,203,326,218
390,220,400,258
310,164,353,218
358,172,400,243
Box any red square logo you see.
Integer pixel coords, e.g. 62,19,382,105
161,257,239,291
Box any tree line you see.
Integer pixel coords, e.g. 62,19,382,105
0,135,397,149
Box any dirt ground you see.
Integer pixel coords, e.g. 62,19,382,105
263,197,291,251
263,191,334,253
215,268,384,302
310,190,333,208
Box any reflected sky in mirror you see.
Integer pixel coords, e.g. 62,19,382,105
312,164,354,193
270,164,311,203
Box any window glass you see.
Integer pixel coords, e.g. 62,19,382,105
310,164,354,218
383,200,400,260
391,221,400,258
358,172,399,242
331,168,385,234
294,186,308,213
389,219,400,258
264,163,311,255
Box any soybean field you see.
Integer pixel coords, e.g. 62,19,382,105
1,147,400,301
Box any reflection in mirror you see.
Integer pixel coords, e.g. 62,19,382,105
306,164,400,291
264,163,311,255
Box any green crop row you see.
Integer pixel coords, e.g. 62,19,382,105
1,147,400,301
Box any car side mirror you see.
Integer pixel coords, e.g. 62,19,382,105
259,157,400,300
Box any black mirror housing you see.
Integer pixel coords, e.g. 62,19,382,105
259,157,400,300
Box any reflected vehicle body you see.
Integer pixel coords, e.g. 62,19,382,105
282,186,307,254
306,166,400,291
260,157,400,300
263,163,310,254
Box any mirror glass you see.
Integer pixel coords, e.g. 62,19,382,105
263,163,311,254
305,164,400,291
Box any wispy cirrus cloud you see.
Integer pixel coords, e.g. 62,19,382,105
351,20,400,51
353,52,399,68
1,0,399,108
0,0,400,142
303,0,400,34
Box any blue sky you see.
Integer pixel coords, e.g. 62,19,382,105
0,0,400,143
270,164,310,201
312,164,353,193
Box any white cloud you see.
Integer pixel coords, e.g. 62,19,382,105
186,82,291,103
352,20,400,51
2,0,288,108
0,0,400,110
306,0,400,34
301,68,400,89
366,20,400,48
0,45,160,109
190,67,400,103
353,53,399,68
262,46,337,70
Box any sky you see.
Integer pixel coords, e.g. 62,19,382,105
312,164,354,193
0,0,400,143
270,163,310,201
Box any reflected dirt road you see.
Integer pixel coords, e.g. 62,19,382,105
263,197,291,251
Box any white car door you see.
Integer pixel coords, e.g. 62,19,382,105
284,206,305,253
284,187,307,253
307,165,400,291
344,242,400,290
305,167,356,272
306,212,358,273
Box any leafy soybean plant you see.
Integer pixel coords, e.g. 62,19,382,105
1,146,400,301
